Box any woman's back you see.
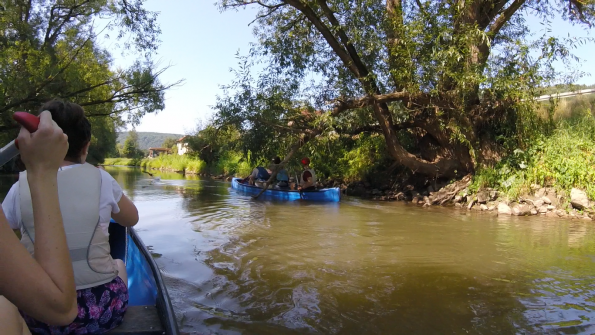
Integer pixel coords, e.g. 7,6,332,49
1,99,138,334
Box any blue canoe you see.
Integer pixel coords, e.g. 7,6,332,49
231,178,341,202
107,221,179,335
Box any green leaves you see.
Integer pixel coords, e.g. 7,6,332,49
214,0,595,179
0,0,176,164
472,114,595,200
121,129,144,158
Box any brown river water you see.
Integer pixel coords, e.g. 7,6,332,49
2,166,595,334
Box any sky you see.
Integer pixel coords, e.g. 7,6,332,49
101,1,595,135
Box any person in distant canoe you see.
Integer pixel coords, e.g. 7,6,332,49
245,156,290,188
246,166,271,186
3,100,139,334
298,157,317,191
270,156,289,188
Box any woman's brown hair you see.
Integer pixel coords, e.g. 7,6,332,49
38,99,91,163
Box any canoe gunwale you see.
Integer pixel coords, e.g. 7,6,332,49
128,227,179,335
231,178,341,202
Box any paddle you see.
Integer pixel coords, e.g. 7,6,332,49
295,173,304,199
0,112,40,167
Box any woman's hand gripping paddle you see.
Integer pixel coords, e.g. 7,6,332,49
0,112,41,167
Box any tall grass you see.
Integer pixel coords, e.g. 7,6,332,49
536,94,595,120
211,151,252,176
141,155,207,174
472,114,595,200
103,158,141,166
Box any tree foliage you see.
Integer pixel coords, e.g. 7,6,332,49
186,124,241,167
215,0,595,179
122,129,142,158
0,0,181,161
161,137,177,149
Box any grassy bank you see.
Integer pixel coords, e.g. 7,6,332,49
210,151,253,177
136,151,253,176
471,115,595,201
103,158,142,166
139,155,207,174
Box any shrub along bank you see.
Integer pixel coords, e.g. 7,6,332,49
102,158,142,166
139,155,207,174
104,152,253,177
102,109,595,220
338,115,595,220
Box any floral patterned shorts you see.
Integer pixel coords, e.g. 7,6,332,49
22,276,129,335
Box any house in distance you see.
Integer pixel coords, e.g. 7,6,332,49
177,136,190,155
148,147,171,158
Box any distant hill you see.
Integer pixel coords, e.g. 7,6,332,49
117,132,184,150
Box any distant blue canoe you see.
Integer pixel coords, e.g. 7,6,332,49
231,178,341,202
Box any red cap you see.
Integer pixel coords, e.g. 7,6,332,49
301,157,310,165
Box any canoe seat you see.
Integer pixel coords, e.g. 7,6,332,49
106,305,164,335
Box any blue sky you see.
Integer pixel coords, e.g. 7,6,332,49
103,1,595,135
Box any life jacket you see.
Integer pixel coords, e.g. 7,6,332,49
19,163,118,290
301,168,317,185
276,169,289,182
255,166,270,181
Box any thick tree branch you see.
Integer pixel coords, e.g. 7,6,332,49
386,0,406,89
488,0,526,36
62,80,114,98
248,2,286,25
333,90,452,113
340,120,418,134
0,38,91,115
284,0,361,77
315,0,371,81
43,0,93,49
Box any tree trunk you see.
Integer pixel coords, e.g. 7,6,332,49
371,101,467,178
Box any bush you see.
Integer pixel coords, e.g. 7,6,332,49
140,155,207,174
103,158,141,166
472,114,595,200
186,159,207,174
212,151,249,176
236,160,253,177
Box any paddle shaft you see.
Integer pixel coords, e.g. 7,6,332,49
0,112,41,167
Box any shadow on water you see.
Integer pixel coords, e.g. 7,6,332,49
88,167,595,334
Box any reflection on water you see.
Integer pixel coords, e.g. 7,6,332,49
13,166,595,334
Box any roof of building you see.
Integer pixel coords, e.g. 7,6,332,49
148,147,171,151
177,135,188,142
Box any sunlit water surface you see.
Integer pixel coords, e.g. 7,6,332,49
2,167,594,334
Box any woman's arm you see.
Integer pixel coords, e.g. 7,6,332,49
112,194,139,227
0,111,77,325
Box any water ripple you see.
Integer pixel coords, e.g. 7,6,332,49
102,167,595,334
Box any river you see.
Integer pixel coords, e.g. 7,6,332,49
2,166,595,334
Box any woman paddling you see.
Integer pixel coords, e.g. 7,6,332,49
0,111,77,334
3,100,140,334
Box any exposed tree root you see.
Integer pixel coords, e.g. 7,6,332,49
429,174,473,205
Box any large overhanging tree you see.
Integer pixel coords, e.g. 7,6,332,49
216,0,594,179
0,0,181,159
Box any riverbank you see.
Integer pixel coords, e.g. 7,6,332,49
329,117,595,221
103,155,250,177
103,158,141,166
338,178,595,220
103,156,207,174
104,116,595,221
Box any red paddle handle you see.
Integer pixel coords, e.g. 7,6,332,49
13,112,41,149
13,112,40,133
